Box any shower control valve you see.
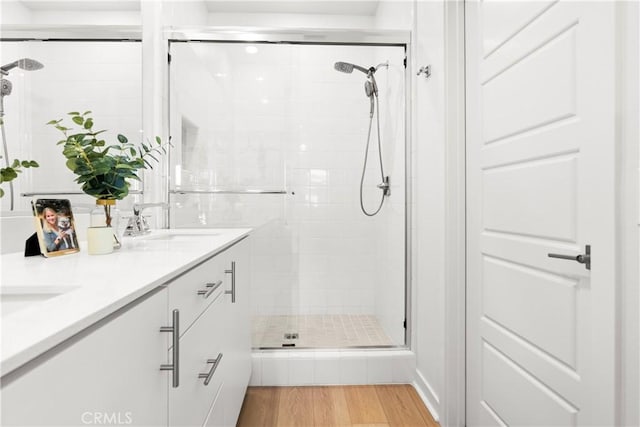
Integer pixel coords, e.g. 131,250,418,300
377,176,391,197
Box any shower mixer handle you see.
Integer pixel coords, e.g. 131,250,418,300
377,176,391,197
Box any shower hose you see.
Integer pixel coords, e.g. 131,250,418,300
360,93,386,217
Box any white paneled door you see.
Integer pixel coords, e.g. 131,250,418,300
466,1,616,425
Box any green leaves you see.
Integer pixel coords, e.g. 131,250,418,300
47,110,169,201
1,167,18,181
0,158,40,197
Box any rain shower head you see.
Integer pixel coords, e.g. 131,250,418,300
1,58,44,75
334,61,370,75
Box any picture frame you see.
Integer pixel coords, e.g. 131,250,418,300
32,199,80,257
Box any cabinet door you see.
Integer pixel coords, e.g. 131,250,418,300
219,238,251,425
1,288,169,427
202,384,225,427
168,294,226,427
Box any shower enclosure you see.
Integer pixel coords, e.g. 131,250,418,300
168,33,409,349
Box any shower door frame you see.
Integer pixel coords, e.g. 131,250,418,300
166,27,413,349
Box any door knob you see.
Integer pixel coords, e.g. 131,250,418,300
548,245,591,270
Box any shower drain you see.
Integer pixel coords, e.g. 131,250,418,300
284,332,299,340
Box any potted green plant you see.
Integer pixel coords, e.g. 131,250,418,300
47,110,167,245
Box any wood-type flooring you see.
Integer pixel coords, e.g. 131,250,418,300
237,385,440,427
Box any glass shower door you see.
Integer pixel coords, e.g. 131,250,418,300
169,40,406,349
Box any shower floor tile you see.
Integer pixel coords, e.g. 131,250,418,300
252,314,394,348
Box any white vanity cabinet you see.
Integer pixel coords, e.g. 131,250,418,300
167,236,251,427
0,233,252,427
0,287,170,427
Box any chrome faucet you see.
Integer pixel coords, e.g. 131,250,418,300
124,202,168,236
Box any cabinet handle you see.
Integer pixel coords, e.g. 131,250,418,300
160,309,180,388
224,261,236,303
197,280,222,299
198,353,223,386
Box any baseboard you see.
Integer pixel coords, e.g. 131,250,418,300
413,367,441,422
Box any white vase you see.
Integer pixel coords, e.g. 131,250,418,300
87,226,114,255
90,199,122,249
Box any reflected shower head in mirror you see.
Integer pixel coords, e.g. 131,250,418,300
334,61,369,75
1,58,44,75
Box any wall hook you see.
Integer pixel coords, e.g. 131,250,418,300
417,65,431,79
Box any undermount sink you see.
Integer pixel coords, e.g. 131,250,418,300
1,287,78,317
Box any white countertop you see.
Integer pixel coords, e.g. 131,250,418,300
0,228,251,376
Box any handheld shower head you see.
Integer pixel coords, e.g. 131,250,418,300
364,80,375,117
1,58,44,75
334,61,369,75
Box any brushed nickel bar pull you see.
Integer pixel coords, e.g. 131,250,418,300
197,280,222,299
198,353,223,386
160,309,180,388
548,245,591,270
225,261,236,303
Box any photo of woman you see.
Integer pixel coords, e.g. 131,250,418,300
32,199,80,257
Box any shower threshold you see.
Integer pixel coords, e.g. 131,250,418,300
252,314,395,349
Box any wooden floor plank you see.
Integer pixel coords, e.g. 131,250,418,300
237,386,281,427
238,385,439,427
344,385,388,425
375,385,433,427
312,386,351,427
277,386,316,427
406,385,440,427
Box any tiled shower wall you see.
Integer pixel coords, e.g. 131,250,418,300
164,42,408,345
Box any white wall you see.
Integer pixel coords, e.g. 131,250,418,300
0,0,31,25
620,2,640,425
0,1,140,25
163,0,208,26
207,12,374,29
387,0,446,421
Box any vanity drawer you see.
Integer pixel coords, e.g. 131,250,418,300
167,255,226,335
169,294,227,427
